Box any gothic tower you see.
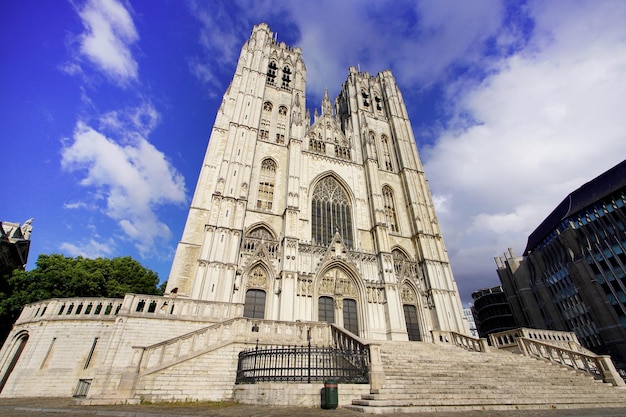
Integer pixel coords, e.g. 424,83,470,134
166,23,467,341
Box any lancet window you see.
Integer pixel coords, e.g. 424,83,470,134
257,159,276,210
383,186,399,232
381,135,394,171
374,94,383,113
266,61,277,86
334,143,351,160
261,101,272,131
281,66,292,90
311,177,353,248
276,105,287,144
309,134,326,154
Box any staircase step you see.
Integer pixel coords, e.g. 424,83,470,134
347,341,626,413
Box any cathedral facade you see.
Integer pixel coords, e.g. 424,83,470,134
0,23,467,402
166,23,467,341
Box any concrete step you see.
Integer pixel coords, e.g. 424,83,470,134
352,395,626,407
348,341,626,414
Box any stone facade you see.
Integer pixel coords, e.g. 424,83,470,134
0,23,468,403
167,22,467,341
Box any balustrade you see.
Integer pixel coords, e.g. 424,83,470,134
134,319,334,376
432,330,488,352
517,337,625,386
15,298,124,324
122,294,243,322
489,328,581,351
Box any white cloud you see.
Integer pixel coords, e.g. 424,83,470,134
77,0,139,84
60,238,114,259
61,108,187,257
187,0,507,105
180,1,626,303
424,0,626,301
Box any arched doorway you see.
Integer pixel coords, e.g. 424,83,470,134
0,331,29,393
316,267,362,336
400,282,422,341
243,265,270,319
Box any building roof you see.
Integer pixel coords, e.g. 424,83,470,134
524,159,626,254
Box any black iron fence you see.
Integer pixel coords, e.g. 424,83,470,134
235,343,369,384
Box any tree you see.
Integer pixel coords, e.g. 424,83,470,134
0,254,162,343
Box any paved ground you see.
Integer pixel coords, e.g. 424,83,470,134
1,398,626,417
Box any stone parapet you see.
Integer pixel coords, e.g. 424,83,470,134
15,298,124,325
14,294,245,327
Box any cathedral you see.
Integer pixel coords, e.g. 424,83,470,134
166,23,466,340
0,23,468,404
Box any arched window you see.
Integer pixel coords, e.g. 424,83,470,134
311,177,353,248
382,186,399,232
361,90,370,107
243,225,276,254
247,225,274,240
259,101,272,141
243,289,266,319
267,61,277,86
309,134,326,154
257,159,276,210
281,66,292,90
392,248,409,275
276,106,287,144
381,135,393,171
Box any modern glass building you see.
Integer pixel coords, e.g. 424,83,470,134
496,159,626,368
470,285,516,338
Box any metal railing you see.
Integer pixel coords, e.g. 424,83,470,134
235,324,369,384
235,343,369,384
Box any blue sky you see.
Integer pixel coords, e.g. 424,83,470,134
2,0,626,305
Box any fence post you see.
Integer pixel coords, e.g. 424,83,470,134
367,343,384,393
307,328,311,384
478,338,489,352
597,356,626,387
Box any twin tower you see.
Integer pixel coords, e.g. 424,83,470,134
166,23,467,341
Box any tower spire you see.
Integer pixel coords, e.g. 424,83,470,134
322,87,332,116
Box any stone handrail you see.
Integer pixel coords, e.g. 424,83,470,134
489,327,581,351
14,294,245,325
120,294,243,322
432,330,489,352
330,324,368,352
517,337,625,387
132,318,333,376
15,297,124,324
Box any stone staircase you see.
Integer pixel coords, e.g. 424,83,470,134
347,341,626,413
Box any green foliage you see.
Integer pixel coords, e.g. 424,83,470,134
0,254,162,343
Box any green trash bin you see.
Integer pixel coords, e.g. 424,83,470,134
321,380,338,409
